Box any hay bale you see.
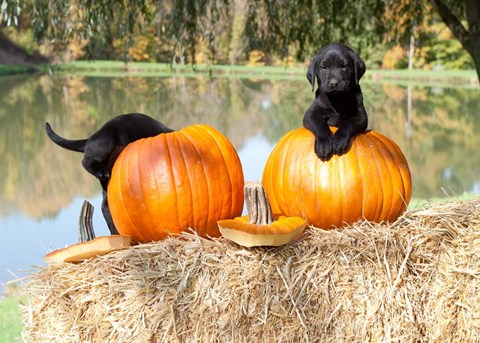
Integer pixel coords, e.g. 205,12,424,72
20,199,480,342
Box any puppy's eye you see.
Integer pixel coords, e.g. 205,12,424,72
320,65,327,69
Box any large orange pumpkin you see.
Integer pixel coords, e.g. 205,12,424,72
262,127,412,229
108,124,244,243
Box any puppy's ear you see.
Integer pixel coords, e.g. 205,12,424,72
306,56,318,92
349,50,366,85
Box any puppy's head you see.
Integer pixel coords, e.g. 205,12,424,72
82,136,119,181
307,43,365,94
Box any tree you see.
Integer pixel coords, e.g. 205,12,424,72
241,0,479,81
429,0,480,81
1,0,479,82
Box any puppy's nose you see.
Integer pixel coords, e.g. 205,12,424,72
329,79,339,88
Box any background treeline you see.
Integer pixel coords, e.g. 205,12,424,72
0,0,475,71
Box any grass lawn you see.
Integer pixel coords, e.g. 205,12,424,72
2,60,476,86
409,193,480,210
365,68,479,88
0,61,478,87
0,64,45,76
0,296,23,342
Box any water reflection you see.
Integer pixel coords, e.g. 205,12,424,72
364,83,480,198
1,74,479,289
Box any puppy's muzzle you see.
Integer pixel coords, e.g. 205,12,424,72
325,78,349,93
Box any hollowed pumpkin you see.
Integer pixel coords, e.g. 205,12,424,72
262,127,412,229
218,182,306,247
108,124,244,243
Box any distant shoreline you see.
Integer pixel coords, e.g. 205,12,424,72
1,61,478,87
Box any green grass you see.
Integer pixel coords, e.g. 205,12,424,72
409,193,479,210
1,60,478,86
50,60,306,80
364,69,479,88
0,296,23,342
56,60,304,74
0,64,46,76
51,61,479,85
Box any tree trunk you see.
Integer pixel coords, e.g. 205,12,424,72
430,0,480,84
229,0,247,65
473,43,480,85
467,0,480,84
408,33,415,71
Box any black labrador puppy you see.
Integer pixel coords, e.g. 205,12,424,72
303,42,368,160
45,113,173,234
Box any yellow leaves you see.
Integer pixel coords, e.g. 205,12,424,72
274,55,296,68
382,46,406,69
438,26,453,41
247,50,265,66
66,37,88,61
128,36,153,62
113,33,164,62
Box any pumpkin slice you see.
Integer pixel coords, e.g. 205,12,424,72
44,235,131,263
218,215,306,247
218,181,306,247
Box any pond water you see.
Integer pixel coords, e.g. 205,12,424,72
1,73,480,292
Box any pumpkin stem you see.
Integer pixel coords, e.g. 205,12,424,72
244,181,274,225
78,200,96,242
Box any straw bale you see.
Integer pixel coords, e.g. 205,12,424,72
20,199,480,342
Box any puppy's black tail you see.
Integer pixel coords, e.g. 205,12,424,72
45,122,87,152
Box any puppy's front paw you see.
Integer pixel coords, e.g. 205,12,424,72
97,168,111,181
332,133,351,156
314,138,333,161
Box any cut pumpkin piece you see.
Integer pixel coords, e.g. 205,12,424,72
218,215,306,247
44,235,132,263
44,200,131,263
218,181,306,247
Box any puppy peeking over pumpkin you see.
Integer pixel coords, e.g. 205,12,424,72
261,43,411,230
303,42,368,161
45,113,173,234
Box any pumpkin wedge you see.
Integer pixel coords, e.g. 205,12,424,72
218,182,306,247
44,235,131,263
44,201,131,263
